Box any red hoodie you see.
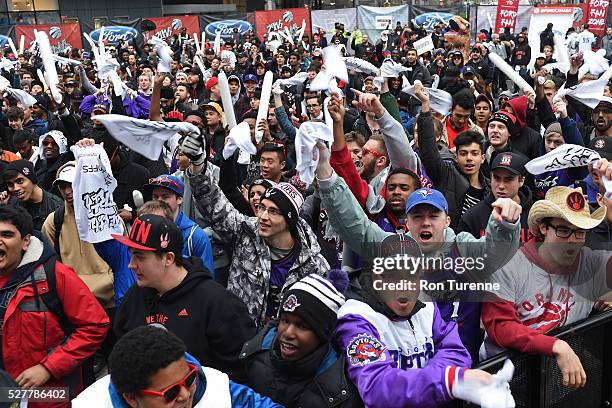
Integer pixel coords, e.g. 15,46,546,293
504,95,528,139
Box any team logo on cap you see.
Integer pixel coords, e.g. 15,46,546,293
21,167,30,175
160,233,170,248
595,139,606,149
500,154,512,166
347,334,387,366
282,294,300,312
566,191,585,212
419,189,434,198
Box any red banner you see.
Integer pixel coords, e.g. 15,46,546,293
16,23,82,53
142,16,200,42
587,0,610,39
494,0,520,34
254,8,311,40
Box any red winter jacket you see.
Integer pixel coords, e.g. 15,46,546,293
1,236,110,407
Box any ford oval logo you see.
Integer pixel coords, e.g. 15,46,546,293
0,35,9,47
205,20,252,38
413,12,454,31
90,26,138,43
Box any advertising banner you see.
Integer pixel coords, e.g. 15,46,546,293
311,8,357,42
199,12,252,40
586,0,610,40
254,8,311,40
142,16,199,42
411,5,463,32
356,5,409,41
528,6,575,61
81,19,141,47
494,0,520,34
16,23,82,53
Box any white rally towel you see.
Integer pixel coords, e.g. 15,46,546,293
295,121,334,185
452,359,516,408
526,144,612,197
38,130,67,160
380,59,409,78
402,80,453,115
343,57,379,75
71,144,123,244
277,71,309,87
94,114,200,161
311,45,349,93
149,36,173,73
554,78,607,109
223,122,256,160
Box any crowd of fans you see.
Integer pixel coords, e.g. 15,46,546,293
0,16,609,408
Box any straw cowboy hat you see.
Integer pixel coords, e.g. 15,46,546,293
528,186,606,237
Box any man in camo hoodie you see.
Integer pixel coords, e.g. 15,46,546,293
180,134,329,328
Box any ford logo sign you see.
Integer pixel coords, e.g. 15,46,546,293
0,35,9,47
90,26,138,43
205,20,251,38
413,12,454,31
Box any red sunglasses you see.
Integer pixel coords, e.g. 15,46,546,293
362,146,383,158
140,364,199,403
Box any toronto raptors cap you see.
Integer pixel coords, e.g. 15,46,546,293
112,214,183,254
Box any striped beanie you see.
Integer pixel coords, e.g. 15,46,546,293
281,273,346,341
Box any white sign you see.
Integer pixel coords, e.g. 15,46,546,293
71,144,123,244
413,35,435,55
375,15,393,30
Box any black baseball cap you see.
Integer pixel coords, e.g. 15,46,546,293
590,136,612,160
491,152,527,176
112,214,183,254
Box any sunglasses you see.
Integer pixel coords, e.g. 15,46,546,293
140,364,199,403
187,120,204,128
263,141,287,158
362,146,383,158
148,177,182,192
42,139,57,147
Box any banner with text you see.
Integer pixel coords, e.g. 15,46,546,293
254,8,311,40
356,5,409,41
198,12,252,41
587,0,610,40
142,16,200,42
311,8,357,42
410,5,464,32
494,0,520,34
16,23,82,53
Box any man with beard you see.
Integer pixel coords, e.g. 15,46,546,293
34,130,73,193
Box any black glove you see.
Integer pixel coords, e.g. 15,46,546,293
180,132,207,166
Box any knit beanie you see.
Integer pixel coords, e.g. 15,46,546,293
262,182,304,230
488,111,516,134
544,121,562,137
4,160,37,184
280,271,347,341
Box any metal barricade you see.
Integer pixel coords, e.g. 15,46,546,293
462,310,612,408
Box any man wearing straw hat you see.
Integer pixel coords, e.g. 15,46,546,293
481,163,612,388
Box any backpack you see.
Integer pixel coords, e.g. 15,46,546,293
41,255,75,337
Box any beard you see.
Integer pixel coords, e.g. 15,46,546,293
359,159,376,182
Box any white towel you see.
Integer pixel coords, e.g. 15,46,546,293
402,80,453,115
223,122,256,160
295,122,334,184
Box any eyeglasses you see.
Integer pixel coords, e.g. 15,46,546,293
255,203,282,217
361,146,383,158
42,140,56,147
140,364,199,403
306,104,320,109
546,223,587,239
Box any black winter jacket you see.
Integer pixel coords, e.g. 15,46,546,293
240,322,363,408
115,258,256,382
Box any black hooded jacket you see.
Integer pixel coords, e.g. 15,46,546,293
114,257,256,382
458,186,534,243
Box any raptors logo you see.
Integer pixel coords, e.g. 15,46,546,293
347,334,387,366
282,294,300,312
160,233,169,249
566,191,585,212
